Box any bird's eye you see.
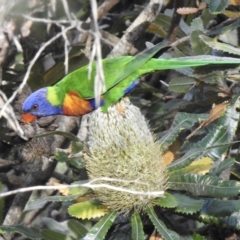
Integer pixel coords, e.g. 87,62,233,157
31,104,38,111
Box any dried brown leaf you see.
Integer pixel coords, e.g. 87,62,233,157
187,102,230,139
177,7,199,15
198,2,207,10
223,10,240,18
230,0,240,6
162,151,174,165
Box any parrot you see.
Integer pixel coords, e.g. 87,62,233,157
22,41,240,123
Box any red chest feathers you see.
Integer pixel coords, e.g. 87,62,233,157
63,91,92,116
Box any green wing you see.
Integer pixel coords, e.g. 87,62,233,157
56,41,169,99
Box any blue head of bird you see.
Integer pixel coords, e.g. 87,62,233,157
22,88,63,120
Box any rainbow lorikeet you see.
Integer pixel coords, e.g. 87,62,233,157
22,42,240,123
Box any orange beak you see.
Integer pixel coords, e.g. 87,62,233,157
22,113,38,124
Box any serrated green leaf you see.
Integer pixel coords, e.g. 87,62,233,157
201,199,240,217
200,209,240,229
41,229,74,240
83,211,117,240
0,225,41,239
146,206,180,240
168,126,229,170
34,131,80,142
163,96,238,174
199,71,224,84
169,174,240,198
200,35,240,56
157,192,178,208
169,97,240,171
171,157,213,175
169,76,196,93
159,112,208,148
191,31,211,55
68,200,108,220
172,193,204,214
202,0,229,13
68,219,88,239
210,157,235,176
131,212,145,240
190,18,204,32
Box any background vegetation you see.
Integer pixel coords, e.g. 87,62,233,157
1,0,240,239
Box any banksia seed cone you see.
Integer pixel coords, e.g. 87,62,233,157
84,99,168,213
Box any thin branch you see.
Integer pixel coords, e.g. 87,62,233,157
23,15,117,47
108,0,163,57
61,0,72,20
0,179,165,198
23,14,74,24
0,24,77,119
0,90,26,139
90,0,105,107
97,0,120,19
61,25,70,74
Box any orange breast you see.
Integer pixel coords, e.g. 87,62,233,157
63,91,93,116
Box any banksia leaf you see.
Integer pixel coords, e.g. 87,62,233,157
159,112,208,148
168,76,196,93
131,212,145,240
68,200,108,220
157,192,178,209
169,174,240,198
200,35,240,56
170,157,214,175
172,193,204,214
83,211,117,240
146,206,180,240
0,225,41,239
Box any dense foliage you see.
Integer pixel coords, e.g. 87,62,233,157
1,0,240,239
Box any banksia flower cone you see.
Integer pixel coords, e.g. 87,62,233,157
84,99,168,213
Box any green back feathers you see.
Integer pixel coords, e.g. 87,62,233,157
55,56,134,99
55,41,168,100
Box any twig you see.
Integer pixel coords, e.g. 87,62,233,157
90,0,105,107
22,15,117,47
23,14,74,24
0,24,77,119
170,35,190,47
0,179,165,198
97,0,120,19
166,0,184,42
108,0,163,57
61,0,72,20
61,25,70,74
0,90,26,139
